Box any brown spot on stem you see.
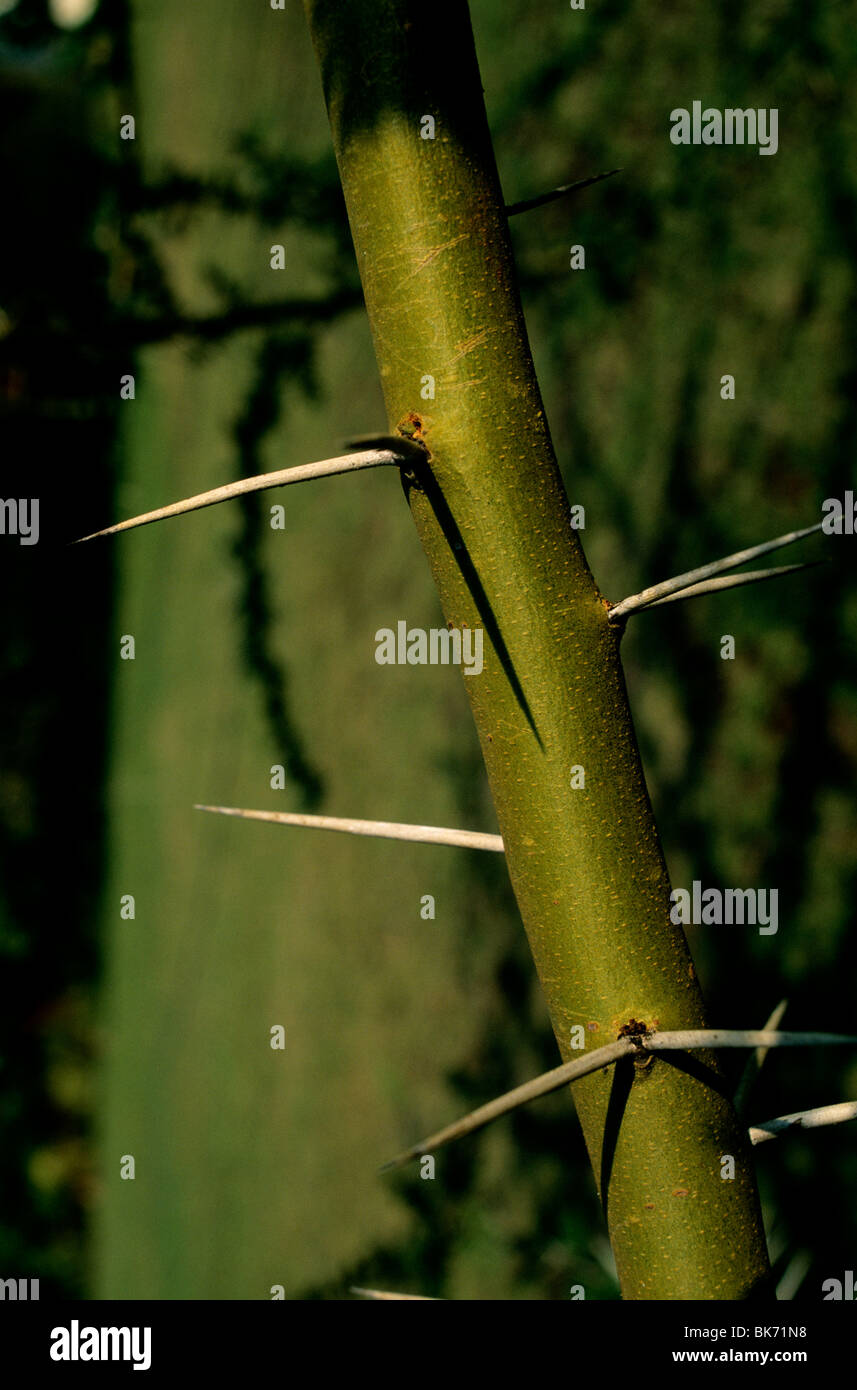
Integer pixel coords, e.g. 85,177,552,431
618,1018,650,1039
397,411,426,443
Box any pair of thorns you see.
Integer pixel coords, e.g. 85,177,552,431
75,434,825,861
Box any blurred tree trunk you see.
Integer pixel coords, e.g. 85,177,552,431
95,0,494,1298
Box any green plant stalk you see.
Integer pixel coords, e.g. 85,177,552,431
304,0,771,1298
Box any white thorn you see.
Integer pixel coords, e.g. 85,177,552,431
609,523,823,620
749,1100,857,1145
74,446,422,543
194,805,504,853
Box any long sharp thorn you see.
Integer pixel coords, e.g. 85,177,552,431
343,433,427,454
637,561,822,611
506,168,622,217
608,521,824,621
72,446,421,544
644,1029,857,1050
194,804,504,853
749,1100,857,1146
381,1029,857,1170
350,1288,438,1300
776,1251,812,1302
380,1040,637,1171
734,998,789,1114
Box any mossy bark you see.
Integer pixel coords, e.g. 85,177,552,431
304,0,772,1298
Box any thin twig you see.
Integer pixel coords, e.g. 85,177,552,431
194,804,504,853
381,1029,857,1170
505,168,622,217
749,1100,857,1146
608,522,823,621
73,445,423,543
635,562,821,611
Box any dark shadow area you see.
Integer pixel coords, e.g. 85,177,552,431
409,466,543,747
599,1056,634,1218
0,2,124,1296
229,331,327,810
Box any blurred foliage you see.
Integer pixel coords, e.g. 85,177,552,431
0,0,854,1299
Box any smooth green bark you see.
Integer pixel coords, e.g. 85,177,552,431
305,0,772,1298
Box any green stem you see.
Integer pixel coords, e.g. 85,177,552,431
304,0,772,1299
